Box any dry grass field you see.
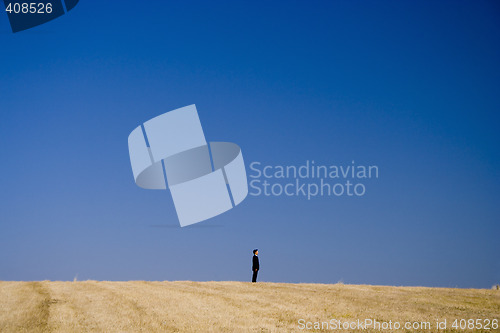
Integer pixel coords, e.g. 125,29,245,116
0,281,499,332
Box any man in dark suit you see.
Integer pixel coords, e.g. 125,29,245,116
252,249,259,282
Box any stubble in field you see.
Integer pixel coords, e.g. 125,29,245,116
0,281,499,332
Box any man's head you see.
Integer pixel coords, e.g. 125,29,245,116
253,249,258,255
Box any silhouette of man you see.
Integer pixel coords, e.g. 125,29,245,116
252,249,259,282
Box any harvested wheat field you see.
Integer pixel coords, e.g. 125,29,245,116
0,281,498,332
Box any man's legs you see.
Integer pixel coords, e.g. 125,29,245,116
252,270,258,282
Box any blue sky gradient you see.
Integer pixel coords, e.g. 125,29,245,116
0,0,499,288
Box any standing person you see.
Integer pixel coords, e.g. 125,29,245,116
252,249,259,282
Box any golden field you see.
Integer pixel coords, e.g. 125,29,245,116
0,281,498,332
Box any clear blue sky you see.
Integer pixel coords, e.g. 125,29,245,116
0,1,499,288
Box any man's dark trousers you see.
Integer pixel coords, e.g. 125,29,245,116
252,254,259,282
